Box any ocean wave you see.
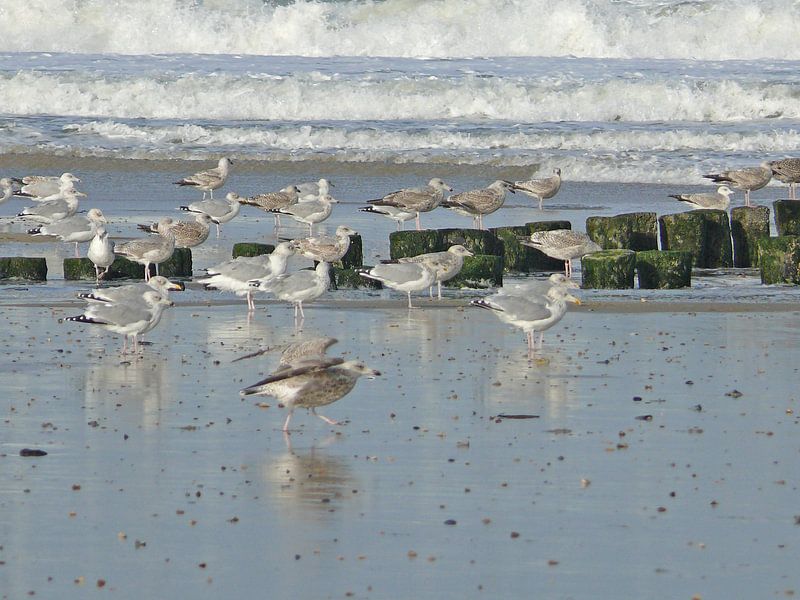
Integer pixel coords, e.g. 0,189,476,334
1,68,798,122
1,0,799,60
1,117,795,185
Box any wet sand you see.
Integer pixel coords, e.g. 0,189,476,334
1,292,798,599
1,156,799,598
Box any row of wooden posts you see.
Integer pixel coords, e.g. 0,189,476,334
2,200,800,288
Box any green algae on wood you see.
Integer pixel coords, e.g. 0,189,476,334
658,209,732,268
489,225,541,273
232,242,275,259
730,206,770,267
757,236,800,284
0,257,47,281
522,220,573,272
636,250,692,289
389,230,443,259
389,229,503,260
581,249,636,289
330,266,382,290
772,200,800,237
446,254,503,289
586,212,658,251
65,249,192,281
334,235,363,269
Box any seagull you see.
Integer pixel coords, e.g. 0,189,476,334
87,226,115,281
289,225,356,263
358,204,417,231
179,191,240,238
269,193,337,235
356,262,436,308
63,290,174,354
174,157,232,199
703,162,772,206
138,213,214,249
769,158,800,200
239,185,301,228
511,167,562,210
251,261,330,322
199,241,295,311
499,273,580,297
367,178,453,230
27,207,107,257
440,180,515,230
394,245,474,299
13,172,80,200
17,189,85,223
232,335,339,366
114,218,176,282
0,178,14,205
471,285,581,353
239,338,379,432
296,178,333,199
77,276,184,306
669,185,734,210
518,229,602,278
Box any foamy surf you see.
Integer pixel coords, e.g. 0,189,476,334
1,0,800,60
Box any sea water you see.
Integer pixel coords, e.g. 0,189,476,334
1,0,800,185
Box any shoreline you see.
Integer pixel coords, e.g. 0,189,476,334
2,295,799,313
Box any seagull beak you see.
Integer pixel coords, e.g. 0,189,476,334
170,282,186,291
565,294,581,305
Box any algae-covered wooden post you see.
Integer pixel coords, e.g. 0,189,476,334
636,250,692,289
65,256,143,280
757,236,800,284
658,209,732,268
581,249,636,289
523,220,573,271
438,228,504,257
65,251,192,280
0,257,47,281
331,266,383,290
730,206,770,267
446,255,503,289
489,225,539,273
389,230,443,259
773,200,800,236
334,234,363,269
586,212,658,251
157,248,192,278
232,242,275,258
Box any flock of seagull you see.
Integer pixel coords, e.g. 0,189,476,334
3,156,799,430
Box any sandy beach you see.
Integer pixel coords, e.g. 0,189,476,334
2,281,799,599
1,156,799,599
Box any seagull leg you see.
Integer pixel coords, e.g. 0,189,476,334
144,264,150,282
415,213,421,231
397,221,403,232
437,281,442,300
215,223,221,238
155,263,160,277
538,331,545,348
312,408,340,426
407,291,415,309
246,290,254,311
74,242,80,258
539,196,543,210
282,409,294,432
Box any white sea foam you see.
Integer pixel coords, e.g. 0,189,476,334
1,0,800,60
1,68,798,123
